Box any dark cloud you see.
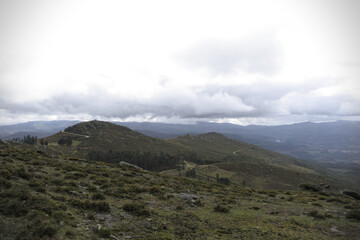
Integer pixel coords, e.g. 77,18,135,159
177,34,283,76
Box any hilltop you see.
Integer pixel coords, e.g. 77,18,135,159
1,140,360,239
44,120,186,158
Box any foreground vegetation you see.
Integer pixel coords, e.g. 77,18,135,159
1,140,359,239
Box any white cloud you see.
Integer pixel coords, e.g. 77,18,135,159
0,0,359,125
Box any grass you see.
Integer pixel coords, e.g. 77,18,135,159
0,140,359,239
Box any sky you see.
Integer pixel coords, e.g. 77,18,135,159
0,0,359,125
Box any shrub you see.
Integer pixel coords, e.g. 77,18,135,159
0,178,11,188
123,202,150,216
97,228,111,238
312,202,322,207
92,193,106,200
267,190,277,197
326,197,347,204
214,204,230,213
307,210,325,220
70,199,110,212
35,223,57,238
16,167,31,180
346,210,360,220
149,185,162,195
0,169,11,179
1,199,28,217
343,190,360,200
88,184,98,192
299,183,320,192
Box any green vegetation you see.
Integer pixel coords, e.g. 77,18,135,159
0,140,359,239
214,204,230,213
88,150,180,171
122,202,150,216
41,120,349,191
2,121,359,239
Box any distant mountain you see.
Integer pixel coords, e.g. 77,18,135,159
0,120,79,139
2,131,55,140
120,120,360,164
2,120,359,164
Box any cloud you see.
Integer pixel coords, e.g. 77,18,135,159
176,33,283,76
1,77,359,125
0,84,255,121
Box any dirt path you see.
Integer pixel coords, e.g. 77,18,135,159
61,131,90,138
233,149,243,155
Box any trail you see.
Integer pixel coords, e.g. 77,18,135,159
60,131,90,138
232,149,243,155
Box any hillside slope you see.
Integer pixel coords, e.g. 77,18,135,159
44,120,186,158
41,121,352,191
1,140,359,239
167,133,345,190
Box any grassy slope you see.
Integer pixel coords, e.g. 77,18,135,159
44,120,186,158
1,141,360,239
167,132,344,190
42,121,351,191
168,132,313,167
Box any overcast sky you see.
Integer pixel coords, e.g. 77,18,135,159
0,0,359,125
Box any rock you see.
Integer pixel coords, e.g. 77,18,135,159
330,226,346,235
70,191,81,196
97,224,102,230
179,193,199,202
120,212,133,219
110,235,119,240
59,221,64,227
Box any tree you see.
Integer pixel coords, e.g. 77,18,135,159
23,135,37,145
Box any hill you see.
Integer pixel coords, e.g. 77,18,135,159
44,120,186,159
119,120,360,164
1,140,359,239
167,132,346,191
40,121,351,191
2,120,359,165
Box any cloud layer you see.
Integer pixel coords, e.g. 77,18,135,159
0,0,359,125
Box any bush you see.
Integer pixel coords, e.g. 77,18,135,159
149,185,162,195
97,228,111,238
70,199,110,212
0,169,11,179
16,167,31,180
267,190,277,197
92,193,106,200
1,199,28,217
214,204,230,213
123,202,150,216
35,223,57,238
0,178,11,188
346,210,360,220
312,202,322,207
343,190,360,200
299,183,321,192
307,210,325,220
